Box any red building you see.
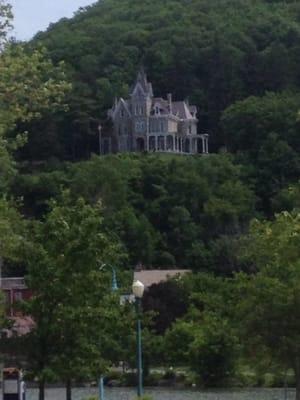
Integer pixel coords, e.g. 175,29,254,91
1,278,34,337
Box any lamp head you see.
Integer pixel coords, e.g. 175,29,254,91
132,280,145,299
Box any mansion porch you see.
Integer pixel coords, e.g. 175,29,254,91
136,133,209,154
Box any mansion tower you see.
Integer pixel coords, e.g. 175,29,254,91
103,70,209,155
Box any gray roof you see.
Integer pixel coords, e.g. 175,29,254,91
152,97,169,114
109,71,197,122
133,269,191,289
1,277,26,290
172,101,195,120
109,97,131,119
120,98,132,116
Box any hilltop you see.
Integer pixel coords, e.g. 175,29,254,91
19,0,300,161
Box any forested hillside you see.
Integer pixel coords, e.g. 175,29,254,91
2,0,297,272
20,0,300,161
13,154,255,272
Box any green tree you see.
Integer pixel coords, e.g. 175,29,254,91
23,193,125,400
222,91,300,154
0,0,12,49
165,273,238,385
0,44,71,187
272,182,300,213
167,206,199,266
0,4,71,278
142,280,189,334
236,212,300,400
0,198,26,261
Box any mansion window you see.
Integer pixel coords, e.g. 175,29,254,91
134,104,144,116
120,109,124,118
150,120,158,132
135,121,145,133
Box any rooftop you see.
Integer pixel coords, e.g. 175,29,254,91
133,269,191,289
1,277,27,290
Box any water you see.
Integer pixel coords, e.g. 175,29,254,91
26,387,295,400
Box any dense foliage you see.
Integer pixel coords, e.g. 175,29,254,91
235,212,300,399
13,153,256,272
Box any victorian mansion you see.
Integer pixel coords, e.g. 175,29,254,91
102,70,209,155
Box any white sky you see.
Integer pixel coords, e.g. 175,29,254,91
10,0,96,41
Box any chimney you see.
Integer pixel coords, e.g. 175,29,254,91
167,93,172,114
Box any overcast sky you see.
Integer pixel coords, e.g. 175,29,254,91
10,0,96,41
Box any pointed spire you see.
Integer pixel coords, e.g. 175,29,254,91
130,67,153,97
137,65,146,80
136,66,148,92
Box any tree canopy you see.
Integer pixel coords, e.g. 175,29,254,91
235,212,300,399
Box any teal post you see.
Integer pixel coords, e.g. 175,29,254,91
100,264,118,292
98,264,118,400
111,268,118,291
99,377,104,400
136,298,143,397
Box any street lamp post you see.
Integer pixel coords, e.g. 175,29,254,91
132,280,145,398
99,263,118,400
100,263,118,291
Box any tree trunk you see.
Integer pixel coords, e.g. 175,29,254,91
66,379,72,400
38,380,45,400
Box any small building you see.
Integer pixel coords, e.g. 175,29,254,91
1,278,34,337
1,278,32,318
104,69,209,155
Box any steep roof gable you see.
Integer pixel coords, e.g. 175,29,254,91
172,101,196,120
110,97,131,119
130,68,153,97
